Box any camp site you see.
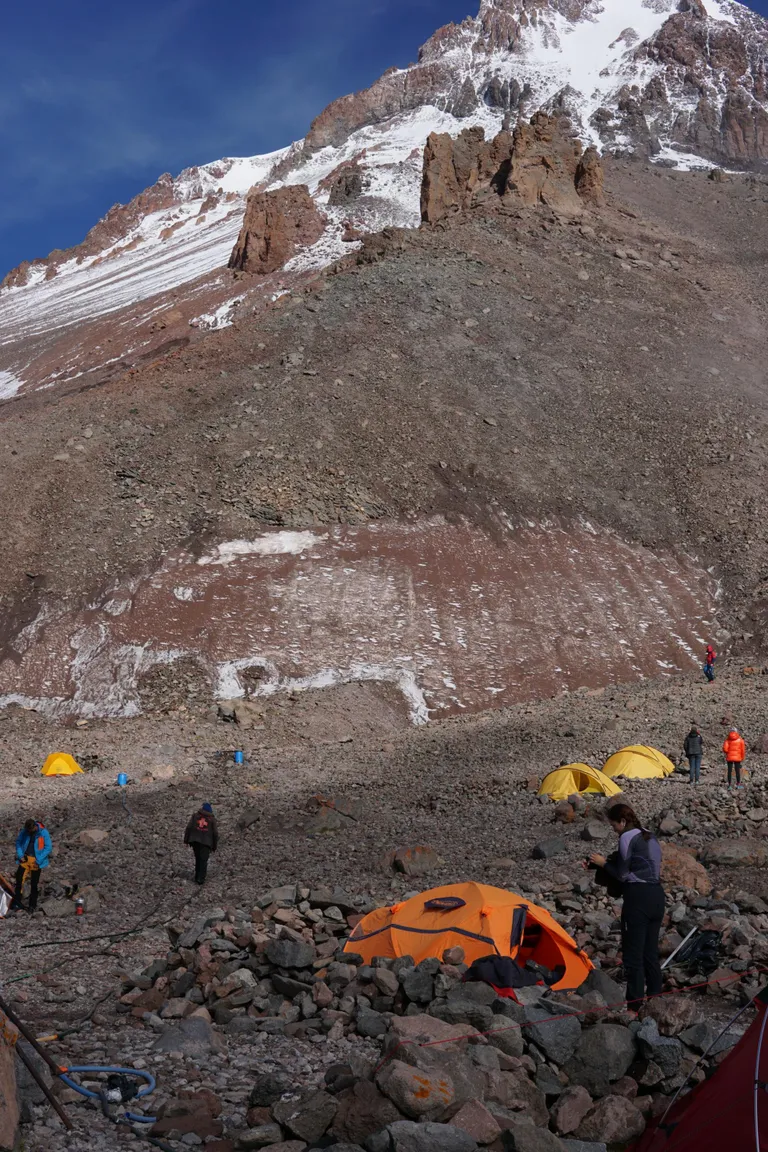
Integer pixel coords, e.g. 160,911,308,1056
6,0,768,1146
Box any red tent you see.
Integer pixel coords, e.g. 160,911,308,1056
634,987,768,1151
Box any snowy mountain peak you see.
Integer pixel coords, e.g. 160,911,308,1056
1,0,766,400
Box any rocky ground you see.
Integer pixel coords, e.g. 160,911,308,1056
3,661,768,1149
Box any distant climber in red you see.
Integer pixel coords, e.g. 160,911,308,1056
704,645,717,682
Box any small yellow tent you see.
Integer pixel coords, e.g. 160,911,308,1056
41,753,84,777
603,745,675,781
539,763,622,801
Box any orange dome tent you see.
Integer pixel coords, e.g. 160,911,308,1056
345,882,592,992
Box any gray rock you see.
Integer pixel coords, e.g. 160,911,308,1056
577,969,623,1009
265,939,316,969
236,1124,284,1148
249,1072,294,1107
429,998,494,1030
524,1003,582,1066
497,1119,568,1149
486,1013,525,1057
400,964,435,1004
227,1016,258,1036
41,899,76,918
532,838,566,859
637,1019,682,1077
448,982,497,1006
177,910,225,949
259,885,297,907
581,822,609,842
365,1120,478,1152
272,1089,338,1144
356,1010,389,1038
153,1017,223,1056
564,1024,636,1096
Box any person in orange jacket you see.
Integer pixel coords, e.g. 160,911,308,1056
723,728,746,789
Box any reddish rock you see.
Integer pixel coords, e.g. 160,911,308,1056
577,1095,646,1143
452,1098,502,1145
331,1079,402,1145
229,185,325,276
640,995,702,1037
660,842,712,895
387,845,441,876
575,145,605,205
550,1084,593,1135
421,115,602,226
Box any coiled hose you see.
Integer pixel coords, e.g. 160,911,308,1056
58,1065,157,1124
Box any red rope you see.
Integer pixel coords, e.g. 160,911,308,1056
374,967,763,1075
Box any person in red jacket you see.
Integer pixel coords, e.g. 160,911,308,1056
704,645,717,682
723,729,746,789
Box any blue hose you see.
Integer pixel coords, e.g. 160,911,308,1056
59,1065,157,1124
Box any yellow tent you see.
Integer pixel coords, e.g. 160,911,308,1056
539,763,622,801
603,745,675,781
41,753,84,777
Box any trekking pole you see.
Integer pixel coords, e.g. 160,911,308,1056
661,926,698,971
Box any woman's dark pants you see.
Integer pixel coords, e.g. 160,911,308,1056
622,883,665,1006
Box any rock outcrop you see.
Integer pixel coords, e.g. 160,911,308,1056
228,185,326,276
421,114,603,224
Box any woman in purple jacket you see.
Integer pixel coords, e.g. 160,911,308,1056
589,803,665,1007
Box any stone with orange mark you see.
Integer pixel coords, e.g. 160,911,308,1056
377,1059,455,1120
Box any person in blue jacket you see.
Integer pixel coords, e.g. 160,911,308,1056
11,819,52,912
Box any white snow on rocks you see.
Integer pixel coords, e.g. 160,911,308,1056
0,369,23,400
197,532,326,565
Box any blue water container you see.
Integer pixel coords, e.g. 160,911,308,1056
233,751,244,765
117,772,128,787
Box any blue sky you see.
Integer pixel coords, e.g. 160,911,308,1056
1,0,767,278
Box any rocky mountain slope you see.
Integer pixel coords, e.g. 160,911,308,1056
1,139,767,719
1,0,767,401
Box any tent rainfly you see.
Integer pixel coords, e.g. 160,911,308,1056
539,763,622,801
345,882,593,992
603,745,675,781
41,753,84,777
633,985,768,1150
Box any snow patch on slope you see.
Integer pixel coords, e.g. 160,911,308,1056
0,370,23,400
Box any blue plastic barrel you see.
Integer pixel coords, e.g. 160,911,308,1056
233,751,244,765
117,772,128,787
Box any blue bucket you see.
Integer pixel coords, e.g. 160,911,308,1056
233,751,244,765
117,772,128,787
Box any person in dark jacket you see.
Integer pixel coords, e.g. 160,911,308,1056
184,803,218,885
11,818,53,912
589,803,665,1008
684,725,704,785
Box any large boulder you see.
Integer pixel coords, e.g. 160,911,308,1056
451,1098,502,1145
550,1086,593,1136
484,1068,549,1127
228,185,326,275
641,995,701,1037
661,843,712,894
702,840,768,867
636,1019,683,1077
377,1060,455,1121
523,1004,582,1065
272,1090,338,1144
564,1025,636,1096
153,1017,225,1056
